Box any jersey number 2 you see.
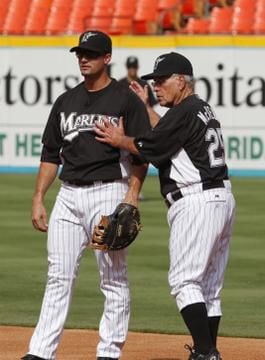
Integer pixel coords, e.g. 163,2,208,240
205,128,225,168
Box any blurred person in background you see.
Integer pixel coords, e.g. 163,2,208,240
208,0,235,9
161,0,234,33
161,0,205,33
119,56,157,108
119,55,158,200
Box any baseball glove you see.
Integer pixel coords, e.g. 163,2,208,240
91,203,142,251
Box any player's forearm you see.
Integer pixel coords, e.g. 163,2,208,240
33,162,59,202
129,81,160,127
119,136,140,155
123,163,148,205
146,104,160,128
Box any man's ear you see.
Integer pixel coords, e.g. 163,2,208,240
178,75,187,91
104,53,112,65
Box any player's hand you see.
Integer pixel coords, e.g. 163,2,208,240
32,197,48,232
130,81,149,105
94,116,125,147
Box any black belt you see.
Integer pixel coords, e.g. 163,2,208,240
66,179,115,187
202,180,225,190
165,180,225,208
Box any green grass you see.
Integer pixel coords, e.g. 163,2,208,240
0,174,264,338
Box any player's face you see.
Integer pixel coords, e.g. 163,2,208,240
76,50,111,77
152,74,184,107
127,67,138,79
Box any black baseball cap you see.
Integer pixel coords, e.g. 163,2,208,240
70,30,112,55
126,56,139,68
141,52,193,80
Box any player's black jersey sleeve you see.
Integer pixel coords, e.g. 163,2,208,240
135,94,229,197
40,79,150,183
41,95,65,164
134,102,190,168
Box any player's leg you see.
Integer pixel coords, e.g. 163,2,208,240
202,191,236,346
86,180,130,359
167,192,226,355
27,184,88,359
94,248,130,359
167,192,218,306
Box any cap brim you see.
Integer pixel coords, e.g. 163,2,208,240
69,45,104,54
141,71,171,80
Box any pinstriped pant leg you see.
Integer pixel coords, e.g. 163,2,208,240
85,180,130,359
168,189,235,314
95,248,130,359
202,191,236,316
28,185,88,359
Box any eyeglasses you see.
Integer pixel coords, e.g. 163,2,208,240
151,74,179,86
76,50,102,60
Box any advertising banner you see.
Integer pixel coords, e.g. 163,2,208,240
0,35,265,175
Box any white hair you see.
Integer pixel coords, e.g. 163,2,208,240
172,73,194,85
182,74,194,89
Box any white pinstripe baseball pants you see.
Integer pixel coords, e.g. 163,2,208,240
28,180,130,359
167,185,236,316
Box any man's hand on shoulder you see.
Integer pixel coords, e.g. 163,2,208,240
94,116,125,148
94,116,140,155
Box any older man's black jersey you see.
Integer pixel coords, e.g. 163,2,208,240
41,79,150,183
135,94,229,197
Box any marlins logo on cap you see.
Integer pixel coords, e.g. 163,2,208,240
80,32,97,43
153,55,166,70
141,52,193,80
70,30,112,55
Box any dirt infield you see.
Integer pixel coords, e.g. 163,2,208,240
1,326,264,360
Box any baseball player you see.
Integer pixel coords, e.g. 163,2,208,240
94,52,236,360
21,31,150,360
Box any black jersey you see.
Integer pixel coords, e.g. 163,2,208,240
118,77,158,107
134,94,229,197
41,79,150,183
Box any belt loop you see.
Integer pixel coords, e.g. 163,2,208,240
166,192,174,206
165,189,183,208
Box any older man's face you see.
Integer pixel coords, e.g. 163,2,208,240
152,74,186,107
